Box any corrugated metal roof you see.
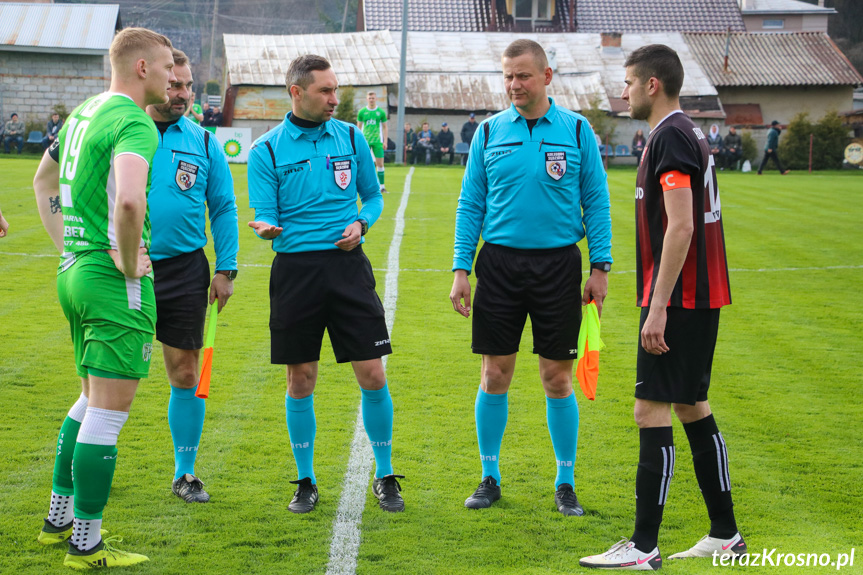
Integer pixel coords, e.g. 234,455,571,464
398,31,717,100
0,3,120,54
224,31,400,87
223,30,718,112
395,72,607,112
685,32,863,87
740,0,836,15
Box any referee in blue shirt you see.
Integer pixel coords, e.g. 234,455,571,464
450,39,612,516
248,54,404,514
147,49,239,504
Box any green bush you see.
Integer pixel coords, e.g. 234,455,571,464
780,111,851,170
740,130,758,163
334,86,357,125
205,80,221,96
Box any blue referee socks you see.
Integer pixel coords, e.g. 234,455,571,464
361,384,394,479
286,393,317,484
546,392,579,489
475,387,508,484
168,386,206,480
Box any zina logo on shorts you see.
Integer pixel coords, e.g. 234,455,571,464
142,342,153,362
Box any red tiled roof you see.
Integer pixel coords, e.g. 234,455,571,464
685,32,863,87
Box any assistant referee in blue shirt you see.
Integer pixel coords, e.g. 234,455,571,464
147,49,239,504
450,39,612,516
248,54,404,514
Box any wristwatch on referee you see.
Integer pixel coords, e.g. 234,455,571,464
591,262,611,273
356,218,369,236
216,270,237,280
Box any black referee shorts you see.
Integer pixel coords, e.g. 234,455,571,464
635,307,721,405
472,242,582,361
153,248,210,350
269,246,392,365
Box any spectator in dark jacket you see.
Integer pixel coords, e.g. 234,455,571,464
631,129,646,163
758,121,789,175
437,122,455,164
42,113,64,150
460,113,478,165
721,127,742,170
413,121,436,165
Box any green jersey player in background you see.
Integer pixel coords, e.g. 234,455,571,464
357,90,388,193
32,27,176,569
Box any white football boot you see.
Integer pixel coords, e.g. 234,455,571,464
668,532,747,559
580,539,662,570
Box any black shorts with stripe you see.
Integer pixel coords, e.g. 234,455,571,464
269,246,392,364
635,307,720,405
472,242,582,360
153,248,210,350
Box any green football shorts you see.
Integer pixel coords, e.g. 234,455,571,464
57,251,156,379
369,142,385,159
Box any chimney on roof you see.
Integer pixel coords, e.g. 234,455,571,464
818,0,825,6
601,32,621,48
601,32,622,55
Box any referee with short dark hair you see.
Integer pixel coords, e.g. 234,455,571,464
248,54,404,514
450,39,612,516
148,49,239,504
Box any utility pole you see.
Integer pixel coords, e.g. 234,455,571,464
395,0,408,164
341,0,350,32
208,0,220,85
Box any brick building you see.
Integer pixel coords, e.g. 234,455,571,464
0,3,121,126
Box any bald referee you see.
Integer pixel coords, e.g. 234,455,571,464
450,39,612,516
581,44,745,570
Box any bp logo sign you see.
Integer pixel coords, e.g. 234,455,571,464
224,139,242,158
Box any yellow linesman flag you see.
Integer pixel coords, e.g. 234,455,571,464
575,301,605,401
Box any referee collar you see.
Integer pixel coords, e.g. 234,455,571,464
283,112,332,141
508,97,558,125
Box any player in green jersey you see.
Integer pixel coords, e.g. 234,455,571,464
32,27,176,570
357,90,388,192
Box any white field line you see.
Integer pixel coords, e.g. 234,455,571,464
324,167,414,575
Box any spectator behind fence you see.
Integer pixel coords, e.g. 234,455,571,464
4,113,25,154
413,121,436,165
403,122,414,162
202,104,222,127
632,129,646,162
42,113,64,150
461,112,478,165
707,124,723,158
437,122,455,165
721,127,742,170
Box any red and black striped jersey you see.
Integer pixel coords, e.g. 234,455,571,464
635,111,731,309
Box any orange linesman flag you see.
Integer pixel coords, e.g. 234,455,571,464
575,301,605,401
195,302,219,399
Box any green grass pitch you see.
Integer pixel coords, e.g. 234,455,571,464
0,155,861,574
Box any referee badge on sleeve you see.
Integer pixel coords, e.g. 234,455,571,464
545,152,566,180
175,161,199,190
333,160,352,190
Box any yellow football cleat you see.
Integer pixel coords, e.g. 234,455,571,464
37,520,107,546
63,537,148,570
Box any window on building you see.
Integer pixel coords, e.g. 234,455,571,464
762,19,785,29
514,0,554,30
